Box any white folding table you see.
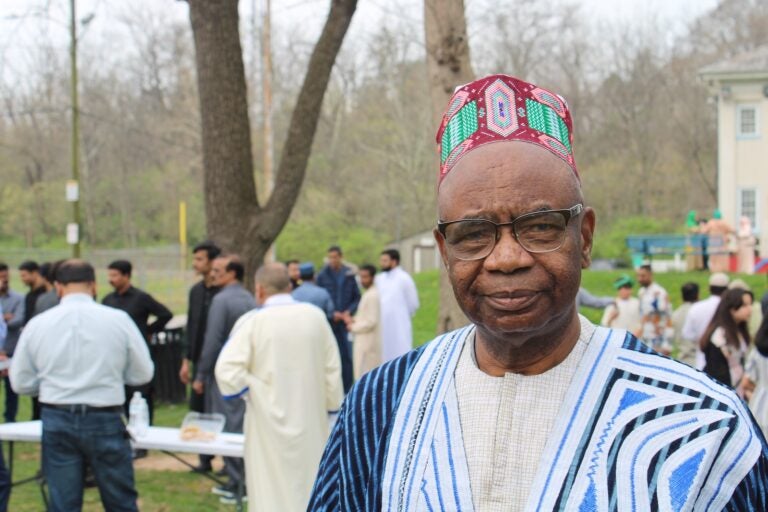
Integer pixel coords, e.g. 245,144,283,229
0,421,246,510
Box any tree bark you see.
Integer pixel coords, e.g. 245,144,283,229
187,0,357,287
424,0,474,333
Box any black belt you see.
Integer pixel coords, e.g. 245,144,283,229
40,403,123,414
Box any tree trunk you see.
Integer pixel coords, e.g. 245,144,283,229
187,0,357,288
424,0,474,333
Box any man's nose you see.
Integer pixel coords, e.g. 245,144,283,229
482,226,535,273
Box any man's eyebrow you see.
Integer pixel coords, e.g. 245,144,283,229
439,204,561,223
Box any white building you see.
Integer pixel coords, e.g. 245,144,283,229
700,46,768,256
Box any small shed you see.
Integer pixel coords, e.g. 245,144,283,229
387,229,441,274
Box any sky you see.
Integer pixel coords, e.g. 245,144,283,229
0,0,720,87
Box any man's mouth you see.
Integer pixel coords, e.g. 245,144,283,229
483,290,540,312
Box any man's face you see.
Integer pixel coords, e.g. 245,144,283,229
192,250,212,276
379,254,394,271
107,269,130,291
435,142,594,339
287,262,300,282
636,268,652,287
359,270,374,289
19,270,37,287
211,258,234,287
328,251,342,270
0,270,8,293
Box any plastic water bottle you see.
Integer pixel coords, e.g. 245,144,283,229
128,391,149,437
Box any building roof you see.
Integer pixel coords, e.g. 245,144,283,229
700,46,768,79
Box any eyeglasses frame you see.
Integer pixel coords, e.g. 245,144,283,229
436,203,584,260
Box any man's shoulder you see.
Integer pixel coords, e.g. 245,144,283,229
5,290,23,301
188,280,205,294
101,291,119,303
346,346,426,410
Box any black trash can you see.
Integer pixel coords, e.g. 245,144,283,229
150,328,187,404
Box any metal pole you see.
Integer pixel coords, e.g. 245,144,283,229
70,0,82,257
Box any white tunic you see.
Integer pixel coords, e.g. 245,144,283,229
215,294,344,512
455,318,594,511
375,266,419,361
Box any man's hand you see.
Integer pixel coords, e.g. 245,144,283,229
332,311,344,322
0,353,8,378
192,380,204,395
3,313,11,323
179,359,191,385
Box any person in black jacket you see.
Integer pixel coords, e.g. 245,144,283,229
103,260,172,428
179,241,221,473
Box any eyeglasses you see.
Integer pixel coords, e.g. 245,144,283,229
437,204,583,261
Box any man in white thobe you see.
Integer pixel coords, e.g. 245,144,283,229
375,249,419,361
215,263,343,512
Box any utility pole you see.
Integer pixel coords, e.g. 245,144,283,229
261,0,275,262
69,0,82,257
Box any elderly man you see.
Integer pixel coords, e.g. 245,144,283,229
10,260,153,511
309,75,768,511
215,263,343,511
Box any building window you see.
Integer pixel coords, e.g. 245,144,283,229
739,188,757,231
737,105,759,138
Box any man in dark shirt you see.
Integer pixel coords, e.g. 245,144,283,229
179,241,221,473
18,261,47,326
102,260,172,427
19,260,48,420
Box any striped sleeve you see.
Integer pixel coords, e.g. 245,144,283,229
307,348,424,511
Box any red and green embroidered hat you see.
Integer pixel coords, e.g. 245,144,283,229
435,74,578,185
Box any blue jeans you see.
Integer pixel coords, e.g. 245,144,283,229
0,443,9,512
41,407,137,512
3,377,17,423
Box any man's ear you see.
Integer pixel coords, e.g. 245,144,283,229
580,207,596,270
434,228,450,270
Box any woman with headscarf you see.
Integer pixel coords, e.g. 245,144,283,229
706,209,734,272
685,210,704,271
737,216,756,274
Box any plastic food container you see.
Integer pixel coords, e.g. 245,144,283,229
179,412,225,443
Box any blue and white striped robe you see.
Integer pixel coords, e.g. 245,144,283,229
308,323,768,511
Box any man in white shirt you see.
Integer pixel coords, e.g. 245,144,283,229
682,272,729,369
375,249,419,361
10,260,154,512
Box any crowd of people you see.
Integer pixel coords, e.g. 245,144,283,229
595,266,768,439
0,242,420,509
2,72,768,512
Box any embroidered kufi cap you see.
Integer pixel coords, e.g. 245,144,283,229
436,74,578,185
